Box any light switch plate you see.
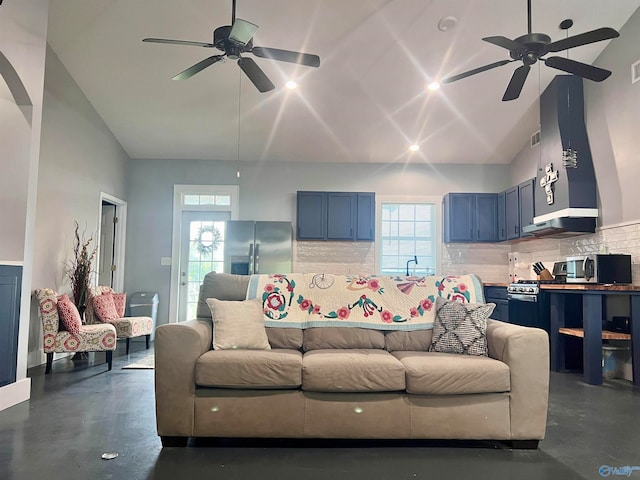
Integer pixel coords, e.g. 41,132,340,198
160,257,172,266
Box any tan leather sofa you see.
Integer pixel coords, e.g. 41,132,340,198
155,273,549,448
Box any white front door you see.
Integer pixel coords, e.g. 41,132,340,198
178,212,229,322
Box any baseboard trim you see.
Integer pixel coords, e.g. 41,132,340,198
0,378,31,411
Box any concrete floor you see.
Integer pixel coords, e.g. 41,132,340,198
1,345,639,480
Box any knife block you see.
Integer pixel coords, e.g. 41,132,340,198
538,269,554,281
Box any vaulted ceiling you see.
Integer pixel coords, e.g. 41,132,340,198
46,0,640,164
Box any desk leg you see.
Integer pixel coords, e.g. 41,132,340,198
631,296,640,386
550,294,565,372
582,294,603,385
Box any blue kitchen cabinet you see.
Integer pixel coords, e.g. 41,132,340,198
484,286,509,323
297,191,326,240
443,193,497,243
327,192,355,240
297,191,375,241
476,194,498,241
503,179,536,240
355,193,375,241
497,191,507,241
0,265,22,388
505,186,520,240
518,178,535,238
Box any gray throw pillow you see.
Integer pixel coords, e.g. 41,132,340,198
429,297,495,356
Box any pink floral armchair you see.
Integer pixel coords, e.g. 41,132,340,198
35,288,117,374
86,286,153,355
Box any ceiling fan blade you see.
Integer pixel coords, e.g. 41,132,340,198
172,55,225,80
252,47,320,67
544,56,612,82
546,27,619,53
238,57,275,92
143,38,215,48
442,60,513,84
482,36,526,51
502,64,530,101
229,18,259,46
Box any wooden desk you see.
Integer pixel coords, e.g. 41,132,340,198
545,284,640,386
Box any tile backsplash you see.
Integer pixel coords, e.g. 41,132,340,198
294,220,640,285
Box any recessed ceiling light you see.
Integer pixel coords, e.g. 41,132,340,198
409,144,420,152
285,80,298,89
427,82,440,91
437,16,458,32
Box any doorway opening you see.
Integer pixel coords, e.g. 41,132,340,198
98,193,127,292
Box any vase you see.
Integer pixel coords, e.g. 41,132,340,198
77,304,87,324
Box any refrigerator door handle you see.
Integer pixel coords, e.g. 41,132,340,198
254,243,260,274
248,243,254,275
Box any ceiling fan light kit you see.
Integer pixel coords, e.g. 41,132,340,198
442,0,620,101
142,0,320,93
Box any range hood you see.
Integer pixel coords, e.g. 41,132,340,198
522,216,596,238
527,75,598,238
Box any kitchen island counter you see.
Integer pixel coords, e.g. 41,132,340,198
548,287,640,386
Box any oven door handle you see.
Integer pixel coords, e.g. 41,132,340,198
508,293,538,302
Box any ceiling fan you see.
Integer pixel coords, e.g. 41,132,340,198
143,0,320,93
441,0,619,101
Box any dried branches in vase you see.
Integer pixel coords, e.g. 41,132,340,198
65,221,97,324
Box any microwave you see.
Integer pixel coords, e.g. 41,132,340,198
565,254,632,284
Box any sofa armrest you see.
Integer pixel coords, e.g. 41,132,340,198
486,319,549,440
155,318,212,437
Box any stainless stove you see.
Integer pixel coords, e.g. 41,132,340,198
507,279,558,300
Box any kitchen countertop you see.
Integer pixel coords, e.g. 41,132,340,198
482,282,640,292
541,283,640,292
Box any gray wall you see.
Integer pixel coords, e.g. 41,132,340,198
28,47,130,367
125,159,510,327
507,7,640,227
0,0,49,404
584,8,640,226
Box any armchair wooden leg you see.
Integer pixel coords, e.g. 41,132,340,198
126,338,130,355
45,352,53,374
145,334,150,350
106,350,113,371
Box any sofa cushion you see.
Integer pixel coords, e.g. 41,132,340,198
195,349,302,389
429,297,495,356
197,272,251,318
266,327,303,350
207,298,270,351
384,330,433,352
302,349,405,392
302,327,385,352
392,351,510,395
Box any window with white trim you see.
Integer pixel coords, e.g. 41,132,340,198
379,202,437,276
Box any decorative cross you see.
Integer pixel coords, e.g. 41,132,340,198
539,163,559,205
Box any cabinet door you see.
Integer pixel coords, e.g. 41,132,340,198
505,186,520,240
327,192,355,240
355,193,375,241
0,266,22,388
497,191,506,241
518,178,535,238
297,192,326,240
475,194,498,242
443,194,474,242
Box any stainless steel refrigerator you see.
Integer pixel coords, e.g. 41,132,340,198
224,221,292,275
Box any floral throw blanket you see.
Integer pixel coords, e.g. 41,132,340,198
246,273,485,331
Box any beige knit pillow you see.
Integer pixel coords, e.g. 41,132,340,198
206,298,271,351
